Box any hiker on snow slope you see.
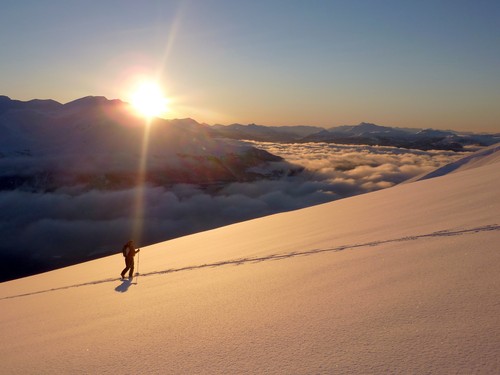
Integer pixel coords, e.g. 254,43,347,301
121,240,140,279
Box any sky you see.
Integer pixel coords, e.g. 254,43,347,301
1,0,499,132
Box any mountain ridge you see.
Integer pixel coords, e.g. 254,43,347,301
0,95,297,191
3,96,498,150
210,121,498,151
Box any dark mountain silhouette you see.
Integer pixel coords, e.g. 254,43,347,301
0,96,297,192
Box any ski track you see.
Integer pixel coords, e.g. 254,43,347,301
2,224,498,300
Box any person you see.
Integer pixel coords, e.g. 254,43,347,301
120,240,140,279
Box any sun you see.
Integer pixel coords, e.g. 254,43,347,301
130,82,169,119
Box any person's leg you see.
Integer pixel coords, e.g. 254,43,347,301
121,263,129,278
121,258,132,278
128,258,135,278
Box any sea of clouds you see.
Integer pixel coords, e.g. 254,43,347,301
0,142,466,280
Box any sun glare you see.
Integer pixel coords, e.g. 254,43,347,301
130,82,169,119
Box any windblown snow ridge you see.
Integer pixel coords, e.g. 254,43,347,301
2,224,497,300
410,143,500,182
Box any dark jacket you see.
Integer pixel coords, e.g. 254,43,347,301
123,243,139,259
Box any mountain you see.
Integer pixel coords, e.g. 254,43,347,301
1,146,498,373
305,123,496,150
0,95,63,114
0,96,295,191
211,121,499,151
328,122,407,137
3,96,497,152
209,123,325,142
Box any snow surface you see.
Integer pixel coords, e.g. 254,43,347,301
1,148,499,374
406,143,500,182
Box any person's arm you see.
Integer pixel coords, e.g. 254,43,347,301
135,248,141,254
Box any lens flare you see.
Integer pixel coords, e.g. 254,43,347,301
131,117,152,246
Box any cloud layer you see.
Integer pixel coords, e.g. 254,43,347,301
0,142,465,281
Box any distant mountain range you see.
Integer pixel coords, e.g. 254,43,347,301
0,96,296,192
1,94,498,194
209,122,499,151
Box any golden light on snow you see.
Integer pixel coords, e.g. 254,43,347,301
130,81,169,119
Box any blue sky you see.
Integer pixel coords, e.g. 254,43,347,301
1,0,499,131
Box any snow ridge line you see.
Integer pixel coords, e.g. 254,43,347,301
1,224,498,300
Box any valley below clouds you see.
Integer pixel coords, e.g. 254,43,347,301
0,141,467,281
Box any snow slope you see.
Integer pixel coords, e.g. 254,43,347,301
407,143,500,182
1,148,499,374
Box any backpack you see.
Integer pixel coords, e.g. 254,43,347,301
122,245,128,257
